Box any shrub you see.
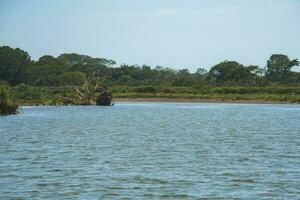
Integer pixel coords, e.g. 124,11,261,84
161,88,176,93
0,89,8,105
133,86,157,93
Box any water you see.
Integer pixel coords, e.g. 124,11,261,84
1,103,300,199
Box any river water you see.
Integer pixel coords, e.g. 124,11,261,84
1,103,300,199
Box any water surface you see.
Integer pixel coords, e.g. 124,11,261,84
1,103,300,199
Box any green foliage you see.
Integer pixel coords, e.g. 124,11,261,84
1,45,300,93
25,64,68,86
37,55,65,66
208,61,260,86
58,72,86,85
266,54,299,84
133,86,157,93
118,75,134,86
0,46,32,85
15,89,41,100
58,53,115,67
173,69,193,86
1,84,300,104
0,89,8,105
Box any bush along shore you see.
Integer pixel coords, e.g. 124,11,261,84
0,104,18,115
1,85,300,105
0,90,18,115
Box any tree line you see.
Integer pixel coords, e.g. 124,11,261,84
0,46,299,87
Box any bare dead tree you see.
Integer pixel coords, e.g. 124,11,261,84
58,72,112,106
74,72,105,105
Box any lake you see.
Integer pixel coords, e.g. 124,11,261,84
1,103,300,199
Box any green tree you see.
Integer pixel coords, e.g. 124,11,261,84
194,68,208,85
196,68,208,75
208,61,257,85
57,53,115,67
25,64,68,86
174,69,193,86
36,55,64,66
0,46,32,85
266,54,299,84
118,75,134,86
153,66,176,86
58,72,86,85
140,65,154,84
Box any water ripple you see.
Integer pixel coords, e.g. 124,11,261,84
1,103,300,199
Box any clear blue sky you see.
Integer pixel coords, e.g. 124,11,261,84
0,0,299,71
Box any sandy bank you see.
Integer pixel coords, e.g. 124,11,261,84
113,97,296,104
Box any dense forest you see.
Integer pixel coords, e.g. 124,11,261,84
1,45,299,87
1,45,300,104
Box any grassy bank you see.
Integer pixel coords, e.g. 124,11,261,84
1,84,300,105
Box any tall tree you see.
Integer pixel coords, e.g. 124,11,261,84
208,61,256,85
25,64,68,86
266,54,299,84
0,46,32,85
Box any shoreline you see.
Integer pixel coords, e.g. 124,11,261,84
16,97,300,106
113,97,298,104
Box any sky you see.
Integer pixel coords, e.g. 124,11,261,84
0,0,300,71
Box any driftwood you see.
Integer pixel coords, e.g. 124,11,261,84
74,74,100,105
60,73,113,106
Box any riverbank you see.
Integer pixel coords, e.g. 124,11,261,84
114,97,298,104
2,84,300,105
16,97,300,105
11,93,300,105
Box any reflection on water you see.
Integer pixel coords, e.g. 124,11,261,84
1,103,300,199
